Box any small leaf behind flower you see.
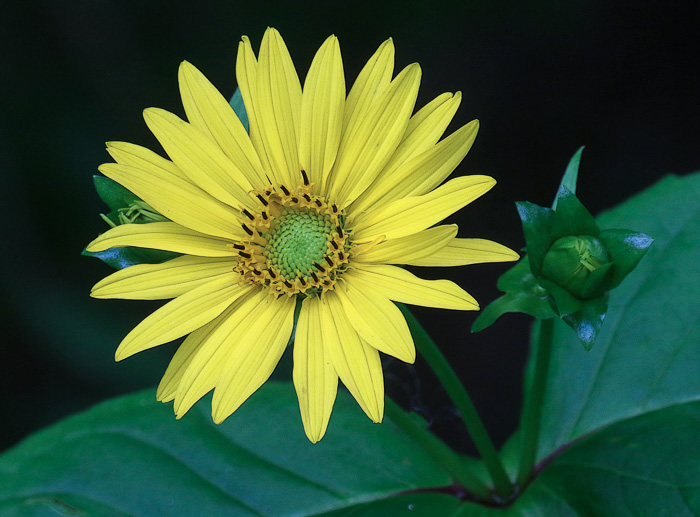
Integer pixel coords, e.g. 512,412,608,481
230,87,249,132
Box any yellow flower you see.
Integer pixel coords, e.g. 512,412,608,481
86,27,518,442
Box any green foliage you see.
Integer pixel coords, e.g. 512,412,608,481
0,385,453,516
5,172,698,515
457,402,700,516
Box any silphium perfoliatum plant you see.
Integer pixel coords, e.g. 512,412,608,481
473,148,653,349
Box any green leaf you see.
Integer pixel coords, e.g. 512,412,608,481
456,401,700,515
552,146,584,210
0,383,460,516
94,175,140,211
82,246,180,270
230,87,249,133
531,172,700,463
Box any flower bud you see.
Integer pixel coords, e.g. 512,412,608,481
541,235,610,298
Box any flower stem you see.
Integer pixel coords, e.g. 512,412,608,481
516,317,554,487
399,305,514,499
385,398,492,500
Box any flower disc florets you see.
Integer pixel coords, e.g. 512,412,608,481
233,175,349,296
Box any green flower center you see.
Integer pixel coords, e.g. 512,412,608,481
542,235,610,298
264,209,333,280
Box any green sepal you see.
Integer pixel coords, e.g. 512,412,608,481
99,209,121,227
538,278,583,316
552,146,584,209
496,255,541,291
562,293,609,350
93,175,140,211
580,261,614,298
472,292,556,333
82,247,180,270
229,87,249,133
598,229,654,289
515,201,553,276
88,176,179,270
551,186,600,240
472,258,557,332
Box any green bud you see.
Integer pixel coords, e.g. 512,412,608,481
541,235,610,298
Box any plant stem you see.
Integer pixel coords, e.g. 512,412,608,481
399,305,514,499
385,398,492,500
516,317,554,487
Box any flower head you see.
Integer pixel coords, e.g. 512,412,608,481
86,28,517,442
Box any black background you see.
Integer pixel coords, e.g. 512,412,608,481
1,0,698,455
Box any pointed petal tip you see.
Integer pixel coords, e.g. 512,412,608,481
142,106,162,123
374,37,395,56
304,429,324,444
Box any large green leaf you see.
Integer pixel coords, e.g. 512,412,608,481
0,383,459,516
456,401,700,516
530,172,700,463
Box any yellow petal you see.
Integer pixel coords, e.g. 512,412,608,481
380,92,462,180
178,61,268,190
156,309,233,403
350,94,465,214
397,120,480,200
408,238,520,267
106,141,190,182
319,292,384,422
99,162,244,240
115,275,254,361
85,222,238,257
173,289,265,417
236,36,274,180
342,38,394,134
354,225,458,265
91,256,236,300
348,264,479,311
211,294,296,423
143,108,257,211
352,175,495,243
405,92,458,138
293,296,338,443
254,27,302,187
329,64,422,207
299,35,345,192
335,282,415,364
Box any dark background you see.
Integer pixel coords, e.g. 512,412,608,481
1,0,698,455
